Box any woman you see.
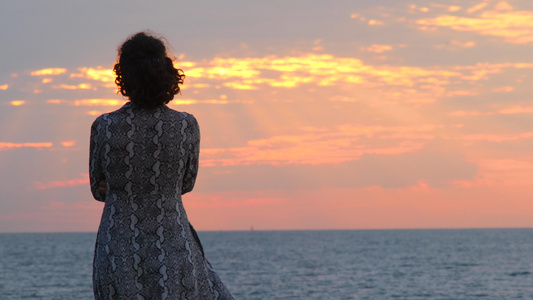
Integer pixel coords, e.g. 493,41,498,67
90,32,234,299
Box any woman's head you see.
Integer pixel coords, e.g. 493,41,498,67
114,32,185,107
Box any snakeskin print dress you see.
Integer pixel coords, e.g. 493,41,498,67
90,102,233,300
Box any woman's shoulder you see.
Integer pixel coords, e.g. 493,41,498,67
92,102,131,122
166,106,197,123
91,113,107,126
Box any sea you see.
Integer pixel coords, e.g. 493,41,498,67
1,229,533,299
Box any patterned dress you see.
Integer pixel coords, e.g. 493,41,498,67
90,102,233,300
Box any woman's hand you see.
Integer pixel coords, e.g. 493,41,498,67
98,180,106,197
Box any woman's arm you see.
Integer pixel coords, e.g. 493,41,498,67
182,115,200,195
89,118,106,202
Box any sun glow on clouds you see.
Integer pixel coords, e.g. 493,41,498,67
363,44,393,53
466,3,488,14
52,83,92,90
183,54,462,90
60,140,76,147
33,174,89,190
448,105,533,116
49,53,476,94
47,99,125,106
74,99,123,106
30,68,67,76
0,142,53,150
201,124,438,167
0,84,8,90
498,106,533,114
168,99,249,106
462,132,533,143
25,53,532,110
435,40,476,50
417,3,533,44
449,164,530,189
185,193,287,209
447,5,462,12
9,100,26,106
368,19,384,26
454,62,533,81
70,67,115,84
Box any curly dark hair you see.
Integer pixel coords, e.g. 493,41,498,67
113,32,185,107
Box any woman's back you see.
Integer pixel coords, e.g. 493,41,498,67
96,102,198,199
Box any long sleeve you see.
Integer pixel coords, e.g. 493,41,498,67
181,115,200,195
89,117,105,202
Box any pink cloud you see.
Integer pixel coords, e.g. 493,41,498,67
0,142,53,150
200,125,438,166
462,132,533,143
32,174,89,190
60,140,76,147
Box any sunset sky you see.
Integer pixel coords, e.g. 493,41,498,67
2,0,533,232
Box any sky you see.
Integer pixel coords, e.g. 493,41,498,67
1,0,533,232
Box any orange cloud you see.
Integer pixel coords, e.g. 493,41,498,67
168,98,249,106
47,98,125,106
188,83,210,88
368,19,384,26
184,54,462,90
200,124,437,166
445,90,479,97
60,140,76,147
74,99,124,106
312,39,324,52
52,83,92,90
176,61,196,68
435,40,476,50
0,142,53,150
455,157,533,187
222,82,257,90
30,68,67,76
462,132,533,143
417,9,533,44
363,44,393,53
32,174,89,190
448,110,488,117
186,58,260,79
27,55,533,110
480,158,533,172
185,193,287,209
448,6,461,12
87,110,103,116
70,67,115,83
51,52,532,108
495,1,513,11
449,105,533,116
492,86,514,93
454,62,533,81
466,3,488,14
0,84,8,90
498,106,533,115
9,100,26,106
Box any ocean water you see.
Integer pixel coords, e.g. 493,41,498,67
1,229,533,299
